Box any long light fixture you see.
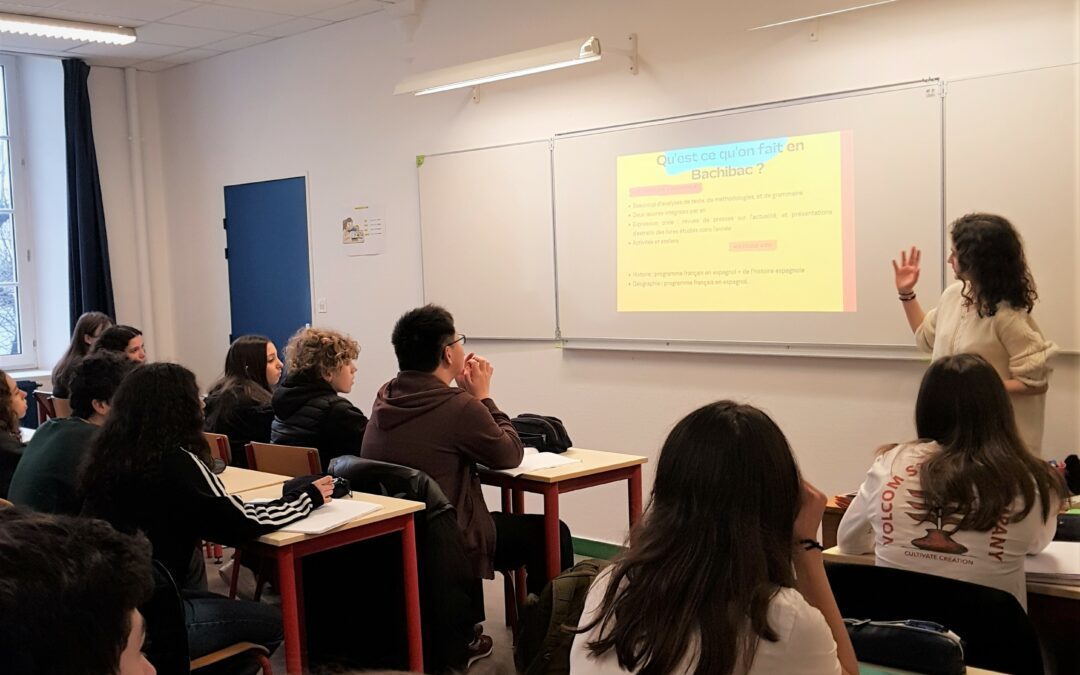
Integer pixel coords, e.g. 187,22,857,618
748,0,897,30
0,12,136,45
394,36,601,96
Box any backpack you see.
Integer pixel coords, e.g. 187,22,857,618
511,414,573,454
515,558,610,675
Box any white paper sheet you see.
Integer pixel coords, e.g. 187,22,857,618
482,447,581,477
250,498,383,535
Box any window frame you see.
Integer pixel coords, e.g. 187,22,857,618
0,54,39,371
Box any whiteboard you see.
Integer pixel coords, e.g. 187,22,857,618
553,82,944,348
944,65,1079,352
418,141,557,339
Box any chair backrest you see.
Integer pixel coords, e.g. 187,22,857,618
246,442,320,477
824,562,1043,675
51,397,72,419
202,432,232,465
32,391,55,426
329,455,453,516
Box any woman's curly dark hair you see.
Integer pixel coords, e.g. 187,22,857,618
951,213,1038,317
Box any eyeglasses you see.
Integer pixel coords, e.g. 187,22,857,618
446,334,467,347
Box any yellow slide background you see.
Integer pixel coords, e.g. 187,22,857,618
617,131,848,312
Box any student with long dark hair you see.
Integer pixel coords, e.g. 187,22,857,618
205,335,283,467
0,369,27,499
80,363,334,660
50,311,113,398
92,325,148,364
571,401,858,675
893,213,1058,452
838,354,1066,608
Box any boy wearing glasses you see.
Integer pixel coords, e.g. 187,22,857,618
362,305,573,659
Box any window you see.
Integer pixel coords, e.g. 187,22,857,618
0,56,36,370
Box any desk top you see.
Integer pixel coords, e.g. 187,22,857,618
823,547,1080,601
219,466,292,495
487,447,647,484
234,484,424,547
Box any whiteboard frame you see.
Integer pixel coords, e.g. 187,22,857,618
551,78,946,355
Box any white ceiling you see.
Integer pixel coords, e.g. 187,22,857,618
0,0,398,71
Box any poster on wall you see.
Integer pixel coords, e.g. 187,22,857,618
341,205,386,256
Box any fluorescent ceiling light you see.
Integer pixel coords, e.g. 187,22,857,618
0,12,136,45
749,0,897,30
395,36,601,96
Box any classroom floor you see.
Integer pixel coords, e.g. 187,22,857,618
206,550,517,674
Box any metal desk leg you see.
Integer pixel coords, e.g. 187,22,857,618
401,516,425,674
543,485,561,581
628,465,643,526
277,547,304,675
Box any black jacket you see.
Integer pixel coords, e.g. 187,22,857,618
271,372,368,472
0,432,26,499
82,447,324,589
204,388,274,468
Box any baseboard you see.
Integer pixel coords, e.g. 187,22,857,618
572,537,625,561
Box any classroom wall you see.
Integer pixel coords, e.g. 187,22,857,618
127,0,1078,543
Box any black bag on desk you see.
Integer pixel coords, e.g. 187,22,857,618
845,618,965,675
511,414,572,454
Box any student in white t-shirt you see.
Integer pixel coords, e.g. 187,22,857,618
570,401,859,675
837,353,1066,608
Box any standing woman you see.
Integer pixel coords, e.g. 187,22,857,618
0,370,27,498
205,335,283,468
893,213,1058,453
50,311,113,398
92,325,148,364
80,363,333,662
571,401,858,675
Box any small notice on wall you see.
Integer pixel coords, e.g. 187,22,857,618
341,205,386,256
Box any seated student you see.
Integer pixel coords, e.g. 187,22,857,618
9,352,134,514
0,508,156,675
570,401,859,675
362,306,573,595
205,335,283,467
837,353,1066,608
0,369,27,499
271,327,367,471
92,324,147,364
50,310,113,399
81,362,334,659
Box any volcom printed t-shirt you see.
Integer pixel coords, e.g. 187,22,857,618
837,441,1057,608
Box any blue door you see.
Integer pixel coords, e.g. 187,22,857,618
223,177,311,356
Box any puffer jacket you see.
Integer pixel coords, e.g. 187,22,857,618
270,371,368,471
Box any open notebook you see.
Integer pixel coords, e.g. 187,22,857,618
481,447,581,477
250,498,383,535
1025,540,1080,585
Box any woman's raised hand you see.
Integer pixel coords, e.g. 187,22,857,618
892,246,921,294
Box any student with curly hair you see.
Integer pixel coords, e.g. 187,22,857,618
271,327,368,471
0,369,27,498
205,335,283,467
0,509,156,675
892,213,1058,452
50,311,113,398
10,352,135,514
80,363,333,662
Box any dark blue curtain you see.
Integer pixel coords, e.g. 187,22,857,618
63,59,115,331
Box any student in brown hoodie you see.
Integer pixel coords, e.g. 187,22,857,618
362,305,573,594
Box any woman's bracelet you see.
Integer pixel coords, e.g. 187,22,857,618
898,291,916,302
797,538,825,552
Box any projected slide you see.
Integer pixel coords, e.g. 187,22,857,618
616,131,855,312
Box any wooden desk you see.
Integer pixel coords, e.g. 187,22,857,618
479,448,647,585
821,547,1080,602
859,665,1002,674
235,485,426,675
218,466,291,494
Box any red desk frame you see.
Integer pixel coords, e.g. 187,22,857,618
246,513,423,675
